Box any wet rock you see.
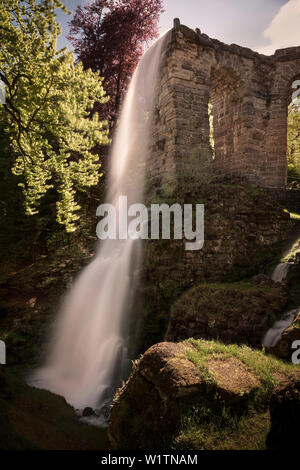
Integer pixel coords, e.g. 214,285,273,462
273,311,300,360
267,371,300,449
82,407,95,417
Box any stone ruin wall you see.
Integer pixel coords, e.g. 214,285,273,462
147,19,300,195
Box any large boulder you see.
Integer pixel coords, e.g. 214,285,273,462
267,371,300,449
165,277,287,347
109,340,293,450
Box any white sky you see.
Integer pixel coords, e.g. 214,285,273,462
257,0,300,54
58,0,300,56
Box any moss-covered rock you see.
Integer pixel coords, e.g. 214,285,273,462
165,276,287,347
109,339,297,450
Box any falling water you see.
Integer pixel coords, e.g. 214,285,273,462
271,262,290,283
29,33,168,421
262,262,296,348
262,309,298,348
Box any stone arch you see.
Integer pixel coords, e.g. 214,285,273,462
264,60,300,188
149,20,300,191
209,66,244,174
287,73,300,106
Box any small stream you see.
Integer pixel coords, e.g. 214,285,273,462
262,262,298,348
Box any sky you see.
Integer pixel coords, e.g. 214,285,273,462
57,0,300,55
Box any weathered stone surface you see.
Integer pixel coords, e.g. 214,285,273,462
150,21,300,191
108,341,261,449
137,342,204,399
267,371,300,449
165,277,288,347
138,184,294,353
206,357,261,400
273,311,300,360
146,185,293,288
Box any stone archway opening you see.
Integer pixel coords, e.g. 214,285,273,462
287,76,300,187
208,67,243,178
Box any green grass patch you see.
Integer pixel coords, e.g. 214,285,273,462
171,338,297,450
285,209,300,220
173,405,270,450
185,339,295,395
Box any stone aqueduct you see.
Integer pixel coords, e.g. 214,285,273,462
149,19,300,191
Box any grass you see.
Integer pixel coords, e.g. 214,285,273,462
173,406,270,450
169,338,298,450
184,339,295,394
289,212,300,220
282,236,300,262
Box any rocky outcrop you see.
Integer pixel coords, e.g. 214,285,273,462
267,371,300,449
272,311,300,360
109,340,294,450
165,276,287,347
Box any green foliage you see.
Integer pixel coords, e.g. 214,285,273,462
288,163,300,183
0,0,110,231
160,279,181,300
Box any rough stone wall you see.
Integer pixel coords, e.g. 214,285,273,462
136,184,294,354
148,20,300,191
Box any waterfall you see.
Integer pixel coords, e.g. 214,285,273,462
29,33,168,421
271,262,290,283
262,262,296,348
262,309,298,348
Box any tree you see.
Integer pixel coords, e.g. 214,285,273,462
0,0,110,232
68,0,164,127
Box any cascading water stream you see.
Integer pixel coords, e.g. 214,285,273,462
262,262,298,348
271,262,290,283
29,33,168,423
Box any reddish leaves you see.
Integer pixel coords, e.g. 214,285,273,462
68,0,164,127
